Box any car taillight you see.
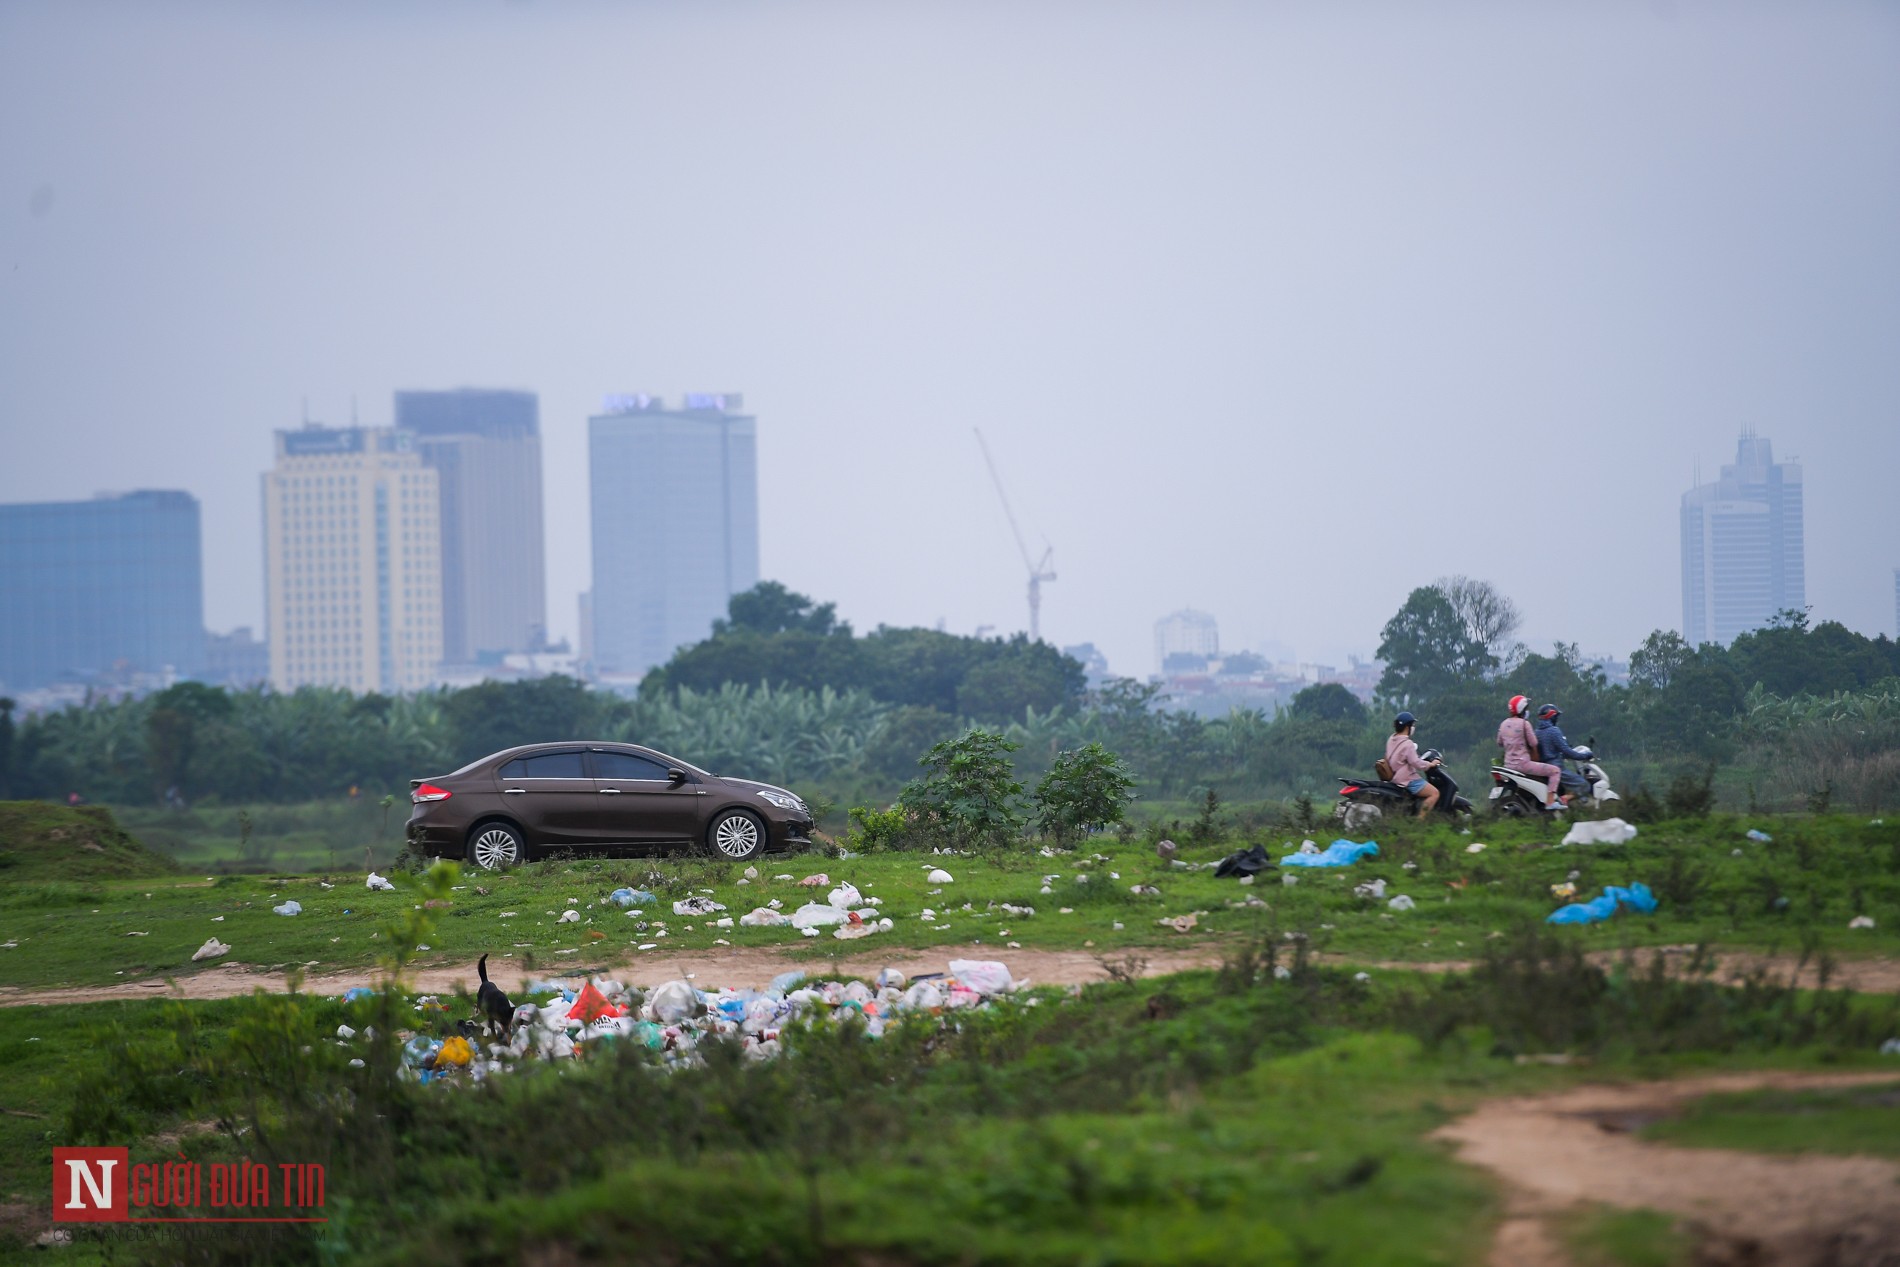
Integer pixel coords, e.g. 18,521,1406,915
412,783,452,803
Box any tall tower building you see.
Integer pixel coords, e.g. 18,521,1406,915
1680,432,1805,647
394,389,547,663
0,491,204,690
1154,609,1220,674
262,425,443,693
589,394,759,676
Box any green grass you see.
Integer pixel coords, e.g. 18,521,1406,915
1,808,1897,991
110,799,411,874
1557,1206,1697,1267
1641,1081,1900,1159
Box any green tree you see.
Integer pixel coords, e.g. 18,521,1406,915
1288,682,1368,725
897,729,1025,850
1376,587,1496,706
1630,630,1692,690
145,681,235,802
441,675,603,766
716,581,849,637
1033,743,1135,843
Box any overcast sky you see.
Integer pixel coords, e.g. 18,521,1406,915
3,0,1896,678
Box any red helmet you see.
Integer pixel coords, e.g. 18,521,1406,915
1507,694,1530,719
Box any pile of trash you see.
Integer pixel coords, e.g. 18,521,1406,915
1279,839,1380,868
1546,882,1659,925
369,959,1024,1085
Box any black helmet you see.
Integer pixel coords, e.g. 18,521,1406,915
1394,711,1417,729
1537,703,1562,722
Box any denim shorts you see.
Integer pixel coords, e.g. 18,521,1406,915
1406,778,1428,794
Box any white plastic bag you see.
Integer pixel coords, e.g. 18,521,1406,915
648,979,702,1023
365,872,395,891
273,900,302,916
927,868,954,884
790,903,850,929
826,882,862,909
1561,818,1638,846
1387,894,1416,912
947,959,1014,995
740,907,791,927
192,937,230,961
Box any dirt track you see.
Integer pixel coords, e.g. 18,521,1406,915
1,944,1895,1007
1435,1070,1900,1266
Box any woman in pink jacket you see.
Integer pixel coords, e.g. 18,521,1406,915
1498,694,1563,810
1385,711,1441,818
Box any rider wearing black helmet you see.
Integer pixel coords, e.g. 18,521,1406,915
1385,711,1442,818
1533,704,1591,806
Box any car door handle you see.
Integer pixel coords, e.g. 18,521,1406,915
598,788,621,794
503,788,526,794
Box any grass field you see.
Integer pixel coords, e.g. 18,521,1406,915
2,806,1896,991
1641,1080,1900,1159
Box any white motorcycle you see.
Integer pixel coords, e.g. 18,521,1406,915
1488,744,1620,817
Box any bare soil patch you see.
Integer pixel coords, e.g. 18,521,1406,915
1435,1070,1900,1266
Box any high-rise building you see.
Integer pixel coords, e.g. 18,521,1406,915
394,389,547,663
589,394,759,676
262,425,443,693
1154,609,1219,675
203,627,270,687
1680,432,1805,648
0,491,204,690
1893,567,1899,639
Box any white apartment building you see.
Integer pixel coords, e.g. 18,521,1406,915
262,425,443,693
1154,608,1220,673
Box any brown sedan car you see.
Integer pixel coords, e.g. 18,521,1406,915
405,741,815,870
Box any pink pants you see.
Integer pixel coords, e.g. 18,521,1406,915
1508,759,1562,799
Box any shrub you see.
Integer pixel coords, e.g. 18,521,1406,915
842,804,911,852
897,729,1025,850
1033,743,1135,844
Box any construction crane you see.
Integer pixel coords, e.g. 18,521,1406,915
973,428,1056,643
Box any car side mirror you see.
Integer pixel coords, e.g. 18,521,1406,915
667,768,688,786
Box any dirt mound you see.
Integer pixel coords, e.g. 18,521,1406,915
0,802,178,883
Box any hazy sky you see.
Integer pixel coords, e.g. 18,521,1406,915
4,1,1897,679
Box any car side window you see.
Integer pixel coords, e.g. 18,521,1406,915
509,751,587,779
591,750,670,781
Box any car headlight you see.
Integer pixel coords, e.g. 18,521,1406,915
757,789,803,812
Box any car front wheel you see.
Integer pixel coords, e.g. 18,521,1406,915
708,809,766,861
468,822,527,870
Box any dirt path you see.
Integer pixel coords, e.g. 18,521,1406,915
3,944,1896,1007
0,944,1229,1005
1435,1070,1900,1266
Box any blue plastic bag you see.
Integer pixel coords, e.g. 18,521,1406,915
1546,882,1658,925
609,888,657,907
1279,840,1380,868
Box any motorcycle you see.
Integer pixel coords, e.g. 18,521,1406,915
1489,741,1620,816
1334,749,1473,829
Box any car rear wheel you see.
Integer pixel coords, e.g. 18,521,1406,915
708,809,766,861
469,822,527,870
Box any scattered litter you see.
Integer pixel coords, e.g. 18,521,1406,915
366,872,396,891
1549,882,1578,899
927,869,955,884
1281,874,1298,887
673,897,725,916
1849,915,1877,930
609,888,656,908
1560,819,1639,846
1464,842,1487,854
790,903,850,929
1129,884,1162,896
1746,829,1774,843
1214,843,1276,878
557,909,580,924
1280,840,1379,868
1156,839,1177,861
273,900,302,916
1386,895,1416,912
797,873,829,887
124,930,149,937
192,938,231,961
1352,878,1387,899
1881,1038,1900,1056
827,883,862,909
1157,913,1199,933
1546,882,1659,925
1354,972,1371,982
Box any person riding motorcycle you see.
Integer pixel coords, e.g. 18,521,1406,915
1534,703,1591,805
1385,711,1442,818
1497,694,1563,811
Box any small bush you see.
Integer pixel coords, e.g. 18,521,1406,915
897,729,1026,851
1033,743,1135,845
842,805,911,852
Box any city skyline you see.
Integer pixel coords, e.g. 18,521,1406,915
5,4,1895,680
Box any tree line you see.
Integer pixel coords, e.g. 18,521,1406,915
2,578,1897,812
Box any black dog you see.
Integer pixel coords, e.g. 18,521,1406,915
475,954,515,1042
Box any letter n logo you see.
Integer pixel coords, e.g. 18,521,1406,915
52,1148,128,1222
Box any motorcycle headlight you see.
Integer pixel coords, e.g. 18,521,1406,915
757,789,802,812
